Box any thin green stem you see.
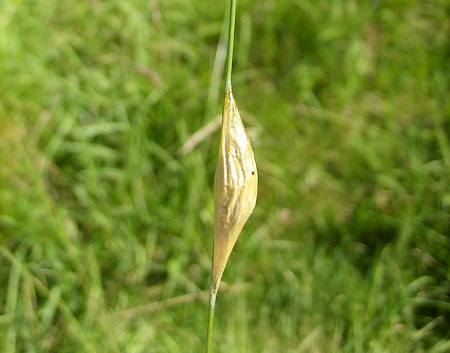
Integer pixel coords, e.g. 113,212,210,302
206,2,237,352
225,0,237,89
205,287,217,353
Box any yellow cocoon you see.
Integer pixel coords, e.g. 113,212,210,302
212,87,258,293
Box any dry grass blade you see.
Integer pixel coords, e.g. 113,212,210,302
178,115,222,156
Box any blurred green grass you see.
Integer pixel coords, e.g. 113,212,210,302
0,0,449,352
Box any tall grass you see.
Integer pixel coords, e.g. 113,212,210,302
0,0,449,352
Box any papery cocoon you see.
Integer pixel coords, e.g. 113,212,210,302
212,87,258,292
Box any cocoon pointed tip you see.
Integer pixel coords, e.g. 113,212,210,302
212,88,258,292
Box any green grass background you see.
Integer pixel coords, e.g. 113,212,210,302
0,0,449,352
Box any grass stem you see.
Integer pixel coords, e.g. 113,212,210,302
225,0,237,90
205,1,238,352
205,288,217,353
